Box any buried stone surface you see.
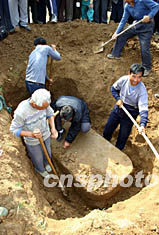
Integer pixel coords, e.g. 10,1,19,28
50,124,133,208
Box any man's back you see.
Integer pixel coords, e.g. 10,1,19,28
26,44,61,84
26,45,51,84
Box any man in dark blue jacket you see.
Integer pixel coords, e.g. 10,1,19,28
51,96,91,148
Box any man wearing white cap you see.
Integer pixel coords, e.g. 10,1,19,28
10,89,58,177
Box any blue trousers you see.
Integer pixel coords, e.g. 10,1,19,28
112,21,154,70
26,137,52,172
37,0,58,23
103,105,139,150
25,81,45,96
48,0,58,16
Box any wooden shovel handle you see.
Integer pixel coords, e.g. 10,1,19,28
121,105,159,160
102,19,143,48
54,110,60,117
39,137,58,176
39,111,59,174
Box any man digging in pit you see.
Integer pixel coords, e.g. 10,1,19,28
25,37,61,95
107,0,159,77
10,89,58,177
103,64,148,150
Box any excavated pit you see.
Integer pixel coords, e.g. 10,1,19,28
1,22,159,234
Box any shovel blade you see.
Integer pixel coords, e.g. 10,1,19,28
93,42,104,54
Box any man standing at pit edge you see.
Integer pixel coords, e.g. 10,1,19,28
103,64,148,150
106,0,159,77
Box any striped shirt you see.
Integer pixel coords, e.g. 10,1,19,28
112,75,148,112
111,75,148,126
10,98,54,145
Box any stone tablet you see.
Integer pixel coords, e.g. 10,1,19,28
51,125,133,208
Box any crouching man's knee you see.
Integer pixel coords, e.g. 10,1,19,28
81,122,91,133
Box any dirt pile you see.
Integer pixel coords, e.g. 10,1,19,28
0,21,159,234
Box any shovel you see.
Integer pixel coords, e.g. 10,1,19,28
46,57,53,91
36,110,67,196
93,19,143,54
40,110,67,196
121,105,159,160
39,137,67,196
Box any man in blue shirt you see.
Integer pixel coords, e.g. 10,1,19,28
107,0,159,76
25,37,61,95
103,64,148,150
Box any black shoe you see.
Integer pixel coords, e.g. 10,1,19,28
56,128,65,142
34,20,44,24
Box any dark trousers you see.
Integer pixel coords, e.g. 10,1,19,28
28,0,39,23
112,21,154,70
73,0,81,19
37,0,47,23
94,0,109,23
58,0,66,21
103,105,139,150
154,11,159,33
110,0,123,23
37,0,58,23
66,0,73,21
25,81,45,96
0,0,13,31
54,114,63,131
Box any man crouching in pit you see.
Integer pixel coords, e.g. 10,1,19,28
10,89,58,177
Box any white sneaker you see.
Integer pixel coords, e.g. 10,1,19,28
35,168,50,177
143,69,151,77
51,14,57,23
45,164,52,172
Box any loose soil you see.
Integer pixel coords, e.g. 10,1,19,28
0,20,159,234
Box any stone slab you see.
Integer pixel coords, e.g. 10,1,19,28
51,124,133,208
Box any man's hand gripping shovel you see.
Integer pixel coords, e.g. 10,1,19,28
93,19,143,54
